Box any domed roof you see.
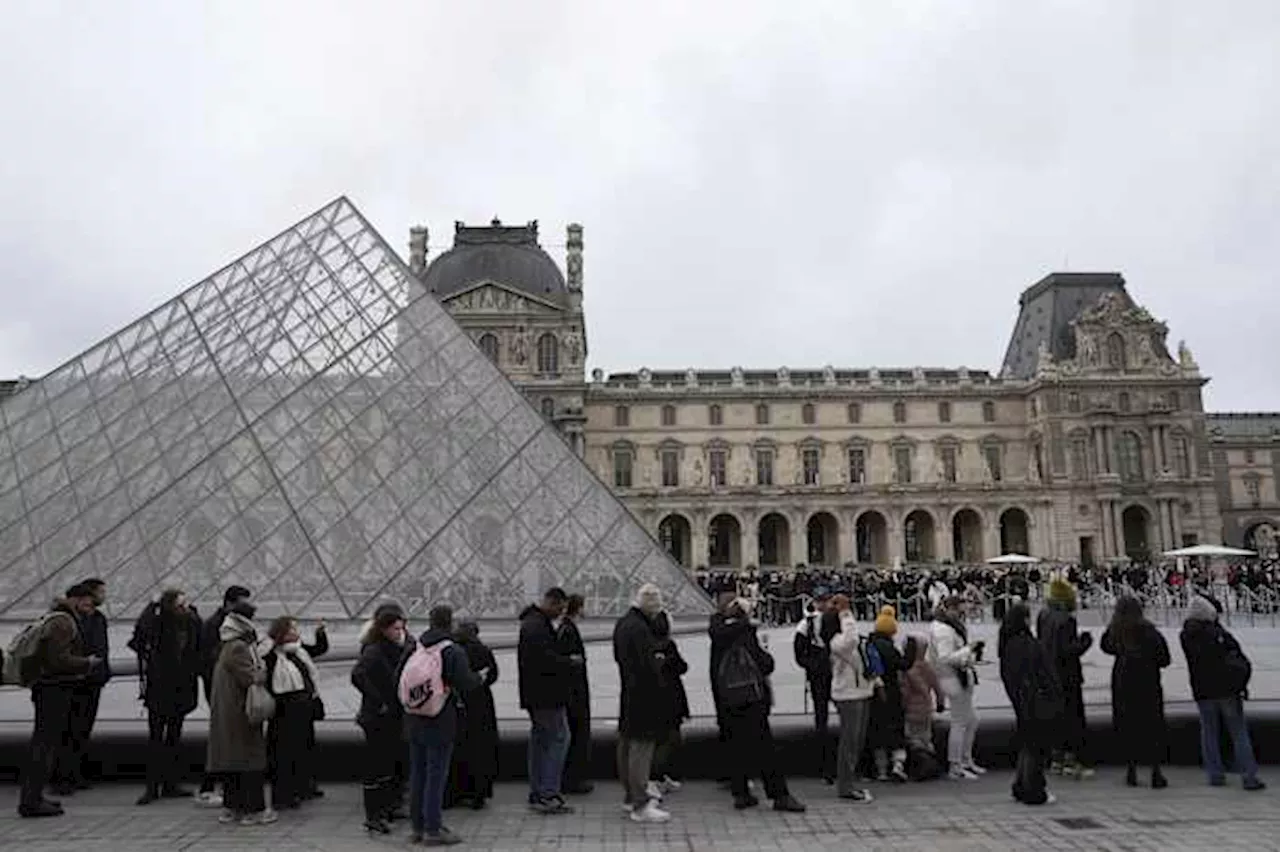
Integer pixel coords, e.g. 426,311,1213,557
420,219,567,301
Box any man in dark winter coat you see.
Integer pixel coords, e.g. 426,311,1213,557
517,587,580,815
792,589,834,781
613,584,670,823
557,594,593,795
19,585,101,818
195,585,251,804
1000,603,1062,806
1180,595,1266,791
54,578,111,794
1036,577,1093,778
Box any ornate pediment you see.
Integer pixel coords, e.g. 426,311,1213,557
1060,292,1187,378
442,282,564,315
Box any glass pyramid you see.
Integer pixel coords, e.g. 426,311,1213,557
0,198,711,621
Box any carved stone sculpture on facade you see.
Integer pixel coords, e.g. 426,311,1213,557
730,366,744,387
563,328,583,364
822,365,836,386
1076,329,1099,366
638,367,652,387
685,368,698,388
566,223,583,292
777,366,790,386
868,367,882,386
508,328,531,365
1178,339,1199,371
1135,333,1158,368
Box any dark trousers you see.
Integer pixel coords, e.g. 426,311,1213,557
268,696,315,808
408,724,454,836
224,770,266,815
1056,684,1087,762
145,712,186,791
808,673,833,778
360,719,403,820
562,697,591,787
57,684,102,784
724,704,788,801
21,684,74,808
1012,738,1050,805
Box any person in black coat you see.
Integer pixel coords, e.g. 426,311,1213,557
263,617,328,810
650,611,690,792
55,578,112,794
449,620,499,809
350,604,409,835
1000,602,1061,806
517,587,580,814
708,598,805,814
614,586,669,820
557,594,593,795
1036,577,1093,777
1101,596,1170,788
1179,595,1266,791
129,589,203,805
868,606,908,782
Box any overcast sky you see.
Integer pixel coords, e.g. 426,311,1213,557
1,1,1277,410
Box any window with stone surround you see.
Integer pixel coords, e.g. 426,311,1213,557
983,440,1003,482
1244,473,1262,507
540,397,555,419
536,332,559,376
802,402,816,425
1106,333,1126,370
755,447,775,486
755,403,770,425
847,402,861,424
1118,392,1131,413
660,446,680,487
893,401,907,424
1172,433,1191,478
938,401,951,423
478,333,500,363
893,444,913,484
709,404,723,426
612,445,633,488
940,444,958,483
613,405,630,427
661,404,677,427
1245,448,1256,465
847,446,867,484
1117,431,1144,482
1067,392,1081,413
802,447,821,486
1029,397,1038,418
982,400,996,423
709,447,727,488
1167,390,1181,410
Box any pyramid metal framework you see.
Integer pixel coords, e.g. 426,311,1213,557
0,198,711,621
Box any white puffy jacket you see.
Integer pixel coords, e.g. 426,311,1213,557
828,611,876,702
928,617,973,694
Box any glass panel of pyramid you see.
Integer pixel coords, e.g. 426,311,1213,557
0,198,712,621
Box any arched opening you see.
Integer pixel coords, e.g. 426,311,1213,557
855,510,888,565
806,512,840,566
999,507,1031,555
478,333,500,363
536,333,559,375
707,514,741,568
1116,430,1144,482
903,509,936,563
952,508,984,563
1244,521,1279,560
758,513,791,567
657,514,693,567
1122,505,1152,562
1106,332,1126,370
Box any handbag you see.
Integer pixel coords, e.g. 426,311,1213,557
244,642,276,724
311,695,326,722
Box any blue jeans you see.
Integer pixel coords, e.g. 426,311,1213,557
408,724,454,836
527,707,570,800
1196,697,1259,782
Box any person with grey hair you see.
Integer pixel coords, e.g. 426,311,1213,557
613,583,671,823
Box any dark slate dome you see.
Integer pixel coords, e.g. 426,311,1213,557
420,219,567,300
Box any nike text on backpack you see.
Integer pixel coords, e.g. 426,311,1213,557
717,641,765,710
3,612,77,687
399,640,452,717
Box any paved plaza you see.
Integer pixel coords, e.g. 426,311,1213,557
3,619,1280,726
0,768,1275,851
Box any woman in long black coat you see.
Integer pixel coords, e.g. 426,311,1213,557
128,589,204,805
999,603,1061,806
1101,596,1170,788
450,621,500,809
650,611,691,790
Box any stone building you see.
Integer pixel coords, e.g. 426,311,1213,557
1208,412,1280,560
416,219,1256,571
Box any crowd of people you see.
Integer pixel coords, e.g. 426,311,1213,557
4,570,1270,843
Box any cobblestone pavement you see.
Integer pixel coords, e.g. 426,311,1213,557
0,767,1277,851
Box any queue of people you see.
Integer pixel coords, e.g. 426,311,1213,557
5,575,1269,835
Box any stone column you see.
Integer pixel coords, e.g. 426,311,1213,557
887,517,904,567
935,515,951,563
1170,498,1184,546
1149,427,1162,475
691,521,710,571
790,511,809,568
742,513,759,570
1158,426,1169,473
1111,501,1125,559
1155,501,1170,552
984,514,1001,560
1093,427,1106,476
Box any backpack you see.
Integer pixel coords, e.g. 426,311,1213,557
860,636,885,679
3,612,76,687
794,615,826,672
398,640,452,717
717,640,765,710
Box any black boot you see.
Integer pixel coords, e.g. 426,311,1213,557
1151,767,1168,790
136,784,160,806
362,783,391,835
1125,764,1138,787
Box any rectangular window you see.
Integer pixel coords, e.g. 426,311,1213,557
893,401,907,423
755,449,774,486
612,450,633,488
755,404,770,425
614,405,629,427
893,446,912,484
982,400,996,422
938,401,951,423
660,448,679,487
661,405,677,426
1067,393,1081,413
984,445,1003,482
802,403,816,425
709,404,723,426
1245,448,1256,465
1173,437,1191,478
802,448,820,486
1245,476,1261,507
941,445,957,483
709,449,727,488
847,403,861,424
1079,536,1095,569
1071,438,1090,481
847,448,866,484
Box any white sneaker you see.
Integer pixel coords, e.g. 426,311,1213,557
962,762,988,776
621,803,634,814
239,808,278,826
644,781,664,802
1044,792,1057,805
198,792,225,808
629,801,671,824
218,808,236,824
948,766,979,781
660,775,682,794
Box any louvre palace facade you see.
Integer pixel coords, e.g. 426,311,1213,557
413,218,1280,572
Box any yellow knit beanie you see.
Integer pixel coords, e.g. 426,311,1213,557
874,605,898,636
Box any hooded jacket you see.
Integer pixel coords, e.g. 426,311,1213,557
1180,601,1251,701
351,621,407,730
1036,590,1091,689
32,601,95,685
397,627,480,741
517,605,575,710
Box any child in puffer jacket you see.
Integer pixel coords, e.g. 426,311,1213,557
901,635,943,767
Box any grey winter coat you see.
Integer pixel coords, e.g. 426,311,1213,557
206,614,267,773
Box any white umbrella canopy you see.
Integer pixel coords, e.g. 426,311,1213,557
986,553,1040,564
1162,544,1255,558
